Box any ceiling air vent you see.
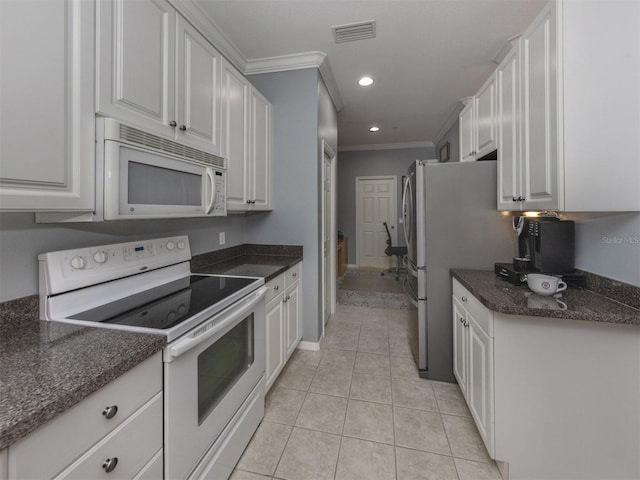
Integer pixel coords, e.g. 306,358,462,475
332,20,376,43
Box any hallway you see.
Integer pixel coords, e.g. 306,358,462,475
231,272,501,480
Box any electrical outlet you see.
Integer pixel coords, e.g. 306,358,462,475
219,232,225,245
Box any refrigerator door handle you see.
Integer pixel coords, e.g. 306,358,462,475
402,277,419,308
402,173,413,247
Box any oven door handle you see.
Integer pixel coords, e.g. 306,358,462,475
166,286,268,361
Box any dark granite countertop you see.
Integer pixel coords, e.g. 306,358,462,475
192,244,303,281
451,269,640,326
0,296,166,450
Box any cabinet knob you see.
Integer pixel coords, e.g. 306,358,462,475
246,200,252,204
102,405,118,419
464,320,469,327
102,457,118,473
292,272,297,277
287,295,291,301
512,196,517,202
461,296,468,302
517,196,525,202
459,316,465,323
169,120,177,127
179,124,187,131
274,285,279,291
283,297,288,303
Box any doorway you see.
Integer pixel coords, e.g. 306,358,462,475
355,175,397,269
321,141,337,331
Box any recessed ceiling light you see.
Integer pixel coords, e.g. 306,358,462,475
369,126,380,132
358,76,375,87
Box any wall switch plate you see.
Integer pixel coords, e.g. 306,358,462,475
219,232,225,245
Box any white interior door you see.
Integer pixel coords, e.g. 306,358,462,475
321,142,336,329
356,176,397,269
323,156,331,325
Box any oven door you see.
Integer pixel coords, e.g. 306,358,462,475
163,286,267,480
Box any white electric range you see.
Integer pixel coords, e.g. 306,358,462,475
39,236,267,480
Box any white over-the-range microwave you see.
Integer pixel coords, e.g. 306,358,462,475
37,118,226,222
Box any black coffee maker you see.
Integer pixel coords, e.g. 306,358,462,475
513,216,575,273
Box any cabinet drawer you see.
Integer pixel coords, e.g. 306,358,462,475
9,353,162,479
133,449,163,480
55,393,163,480
265,274,285,303
453,279,492,337
285,263,301,287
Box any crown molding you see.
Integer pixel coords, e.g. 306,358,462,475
432,101,465,146
169,0,247,72
245,52,344,112
339,141,435,152
244,51,326,75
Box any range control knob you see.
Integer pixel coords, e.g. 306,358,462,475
93,251,108,264
70,256,86,270
177,240,185,250
166,241,176,251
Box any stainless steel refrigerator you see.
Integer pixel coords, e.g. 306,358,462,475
402,160,514,382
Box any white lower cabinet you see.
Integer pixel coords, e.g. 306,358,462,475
452,279,494,457
6,353,162,480
453,276,640,479
265,264,302,391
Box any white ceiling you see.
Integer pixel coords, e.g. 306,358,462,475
194,0,548,149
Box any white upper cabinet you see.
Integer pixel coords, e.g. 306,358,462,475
497,0,640,212
497,41,522,210
97,0,222,155
222,60,250,211
0,0,95,211
175,16,222,154
459,99,476,162
223,59,272,212
475,73,498,159
520,3,558,211
249,88,272,210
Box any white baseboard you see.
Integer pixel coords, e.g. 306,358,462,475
297,330,325,352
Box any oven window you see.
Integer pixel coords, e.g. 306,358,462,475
197,314,254,425
128,161,202,206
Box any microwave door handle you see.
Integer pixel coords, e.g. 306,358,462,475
205,169,216,214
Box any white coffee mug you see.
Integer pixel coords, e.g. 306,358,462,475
527,273,567,296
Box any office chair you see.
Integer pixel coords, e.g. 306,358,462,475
382,222,408,280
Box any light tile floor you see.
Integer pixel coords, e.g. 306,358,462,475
231,305,502,480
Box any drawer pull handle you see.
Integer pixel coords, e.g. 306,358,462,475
461,296,468,302
102,405,118,419
102,457,118,473
274,285,279,291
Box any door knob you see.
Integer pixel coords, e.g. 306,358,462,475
179,125,187,131
169,120,177,127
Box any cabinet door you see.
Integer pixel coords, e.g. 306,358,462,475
475,74,497,159
0,0,95,211
520,3,559,211
468,315,494,457
459,101,476,162
249,88,271,210
97,0,176,137
265,297,285,390
497,43,523,210
284,284,300,358
175,16,222,154
452,297,468,399
222,60,250,211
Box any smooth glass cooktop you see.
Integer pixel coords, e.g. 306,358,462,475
69,275,257,330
